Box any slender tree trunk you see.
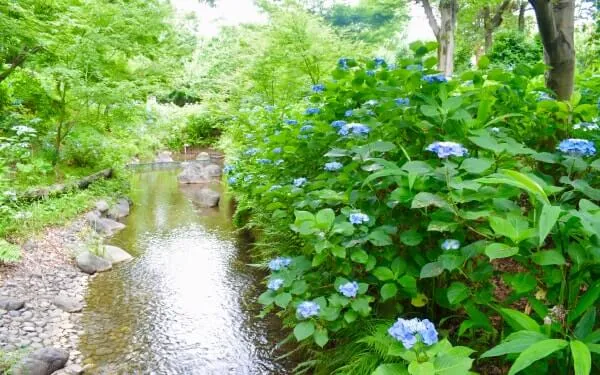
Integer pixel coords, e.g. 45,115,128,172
53,81,68,165
519,1,527,31
420,0,457,76
483,0,513,53
529,0,575,100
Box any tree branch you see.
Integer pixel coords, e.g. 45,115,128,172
0,46,42,83
491,0,513,28
418,0,441,40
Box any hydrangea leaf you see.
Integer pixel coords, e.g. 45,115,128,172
293,321,315,341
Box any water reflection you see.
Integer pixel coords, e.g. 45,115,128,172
80,170,292,374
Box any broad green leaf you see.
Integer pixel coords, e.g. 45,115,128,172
447,282,469,305
570,340,591,375
351,296,371,316
400,230,423,246
508,339,568,375
531,250,566,266
274,292,292,308
468,134,504,154
460,158,493,174
420,104,439,118
538,205,562,246
411,192,452,211
478,170,550,204
481,331,548,358
433,347,475,375
373,267,395,281
574,308,596,340
411,293,428,307
368,229,393,246
381,283,398,301
315,208,335,231
485,242,518,260
363,168,404,185
500,308,540,332
372,363,408,375
293,321,315,341
420,262,444,278
408,361,434,375
314,327,329,348
258,290,275,305
350,249,369,264
569,282,600,323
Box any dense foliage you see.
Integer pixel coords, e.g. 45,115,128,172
225,42,600,374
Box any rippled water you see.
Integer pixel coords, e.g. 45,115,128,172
80,170,292,374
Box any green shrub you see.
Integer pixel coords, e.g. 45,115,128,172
225,42,600,374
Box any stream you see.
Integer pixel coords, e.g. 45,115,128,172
78,169,293,374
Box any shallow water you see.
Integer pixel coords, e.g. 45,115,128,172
80,170,292,374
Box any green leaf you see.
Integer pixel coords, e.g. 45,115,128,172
481,331,548,358
570,340,591,375
433,347,475,375
373,267,395,281
315,208,335,231
569,282,600,323
400,230,423,246
368,229,393,246
538,205,562,246
258,290,276,305
508,339,568,375
478,55,490,69
460,158,493,174
350,249,369,264
274,292,292,308
575,308,596,340
372,363,408,375
478,170,550,204
531,250,566,266
411,192,452,211
485,243,518,260
408,361,434,375
420,104,439,118
351,296,371,316
293,321,315,341
500,308,540,332
381,283,398,301
447,282,470,305
420,261,444,278
314,327,329,348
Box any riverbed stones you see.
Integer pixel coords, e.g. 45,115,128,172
155,151,174,163
85,211,125,236
52,295,83,313
177,162,209,184
13,347,69,375
107,198,130,220
194,188,221,208
95,200,109,213
99,245,133,264
0,296,25,311
75,251,112,274
196,151,210,162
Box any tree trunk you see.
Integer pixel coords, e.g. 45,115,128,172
529,0,575,100
519,1,527,31
483,6,493,53
438,0,457,76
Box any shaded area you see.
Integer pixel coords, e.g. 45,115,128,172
79,170,292,374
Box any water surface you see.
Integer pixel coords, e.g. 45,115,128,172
80,170,292,374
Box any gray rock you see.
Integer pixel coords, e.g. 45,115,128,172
155,151,173,163
13,347,69,375
23,239,38,252
196,152,210,162
75,251,112,275
193,188,221,208
0,297,25,311
204,163,222,178
177,162,210,184
107,198,130,220
85,211,125,236
95,200,109,213
52,295,83,313
99,245,133,264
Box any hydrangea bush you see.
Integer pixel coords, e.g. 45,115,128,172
225,42,600,374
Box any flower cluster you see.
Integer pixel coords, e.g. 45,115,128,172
257,158,271,164
423,74,448,83
293,177,307,187
426,141,468,158
366,70,375,77
244,148,259,156
305,107,320,115
573,122,599,132
338,57,350,69
338,281,359,298
284,119,298,125
324,161,343,171
267,278,284,291
300,125,314,133
297,301,320,319
312,84,325,93
11,125,36,136
364,99,378,107
228,176,237,185
406,64,423,71
344,110,354,117
557,139,596,157
338,123,370,136
395,98,410,106
388,317,439,349
272,147,282,154
268,257,292,271
269,184,282,191
349,213,369,225
441,239,460,251
374,57,385,67
331,120,347,129
223,165,234,174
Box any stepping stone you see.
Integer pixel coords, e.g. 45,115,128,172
75,251,112,275
99,245,133,264
52,295,83,313
13,347,69,375
0,297,25,311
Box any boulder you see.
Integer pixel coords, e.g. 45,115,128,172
193,188,221,208
0,297,25,311
204,163,222,178
178,162,210,184
85,211,125,236
196,151,210,162
107,198,130,220
100,245,133,264
95,200,109,213
52,295,83,313
75,251,112,275
53,364,84,375
155,151,173,163
13,347,69,375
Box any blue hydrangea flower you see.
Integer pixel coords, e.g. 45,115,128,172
324,162,343,171
426,141,468,158
557,139,596,157
312,84,325,93
284,119,298,125
441,239,460,251
257,158,272,164
267,278,284,291
244,148,259,156
297,301,320,319
223,165,234,174
374,57,386,67
338,281,359,298
406,64,423,71
423,74,448,83
275,159,284,166
388,317,439,349
300,125,314,132
228,176,237,185
338,123,370,136
273,147,282,154
395,98,410,106
364,99,378,107
331,120,347,129
268,257,292,271
349,212,369,225
269,184,282,191
293,177,307,187
338,57,350,69
345,110,354,117
387,63,397,70
366,70,375,77
573,122,599,132
305,107,320,115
